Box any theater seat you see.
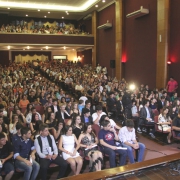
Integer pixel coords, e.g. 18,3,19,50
15,169,24,173
152,109,159,116
172,130,180,141
92,124,100,137
49,163,58,168
35,105,44,115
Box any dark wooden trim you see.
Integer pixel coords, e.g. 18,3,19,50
60,153,180,180
0,34,94,45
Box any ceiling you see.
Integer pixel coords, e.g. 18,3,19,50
0,0,115,20
0,0,114,51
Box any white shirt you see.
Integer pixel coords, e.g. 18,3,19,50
34,135,58,158
158,114,170,123
26,112,42,124
53,105,58,113
9,123,17,134
92,112,106,125
109,119,116,129
75,85,83,91
79,96,88,105
98,86,103,93
145,107,151,119
118,126,136,144
131,106,138,116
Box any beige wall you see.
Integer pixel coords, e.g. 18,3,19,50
51,50,77,61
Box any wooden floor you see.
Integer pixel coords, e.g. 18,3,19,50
107,165,180,180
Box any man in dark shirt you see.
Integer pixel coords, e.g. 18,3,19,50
28,91,37,103
172,109,180,137
81,108,93,124
12,122,23,144
82,100,95,115
13,127,40,180
0,132,14,180
98,120,127,168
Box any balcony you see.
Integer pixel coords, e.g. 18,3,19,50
0,33,94,46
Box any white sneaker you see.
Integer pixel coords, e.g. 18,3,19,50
137,128,142,133
149,133,155,139
142,128,147,132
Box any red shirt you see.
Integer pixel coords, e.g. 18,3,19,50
167,80,178,92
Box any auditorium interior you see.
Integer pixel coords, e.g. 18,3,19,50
1,0,180,180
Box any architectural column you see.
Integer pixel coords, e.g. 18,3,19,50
156,0,170,89
115,0,123,80
92,11,97,68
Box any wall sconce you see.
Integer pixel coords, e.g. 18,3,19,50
167,60,172,65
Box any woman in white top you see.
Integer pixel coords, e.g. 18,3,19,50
9,114,19,135
59,125,83,175
158,107,172,143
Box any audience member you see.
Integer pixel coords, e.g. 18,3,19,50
34,124,67,180
118,119,145,164
98,120,127,168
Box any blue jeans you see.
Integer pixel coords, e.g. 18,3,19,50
122,142,145,164
15,160,40,180
102,146,127,168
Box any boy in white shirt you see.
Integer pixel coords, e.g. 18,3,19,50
118,119,145,164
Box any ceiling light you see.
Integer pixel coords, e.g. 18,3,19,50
38,9,40,11
45,46,48,49
63,46,66,50
48,12,50,14
66,11,68,13
67,13,69,15
41,49,43,50
44,16,46,18
23,49,25,50
26,14,28,16
7,46,10,49
27,46,29,49
102,0,106,2
62,17,64,19
7,7,10,9
72,49,75,51
0,0,99,11
95,5,98,7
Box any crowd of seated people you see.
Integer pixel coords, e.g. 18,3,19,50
0,60,179,179
0,23,89,35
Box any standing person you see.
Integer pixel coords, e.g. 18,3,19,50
59,125,83,175
106,92,117,119
13,127,40,180
118,119,145,164
0,132,14,180
166,77,178,97
34,124,68,180
98,120,127,168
